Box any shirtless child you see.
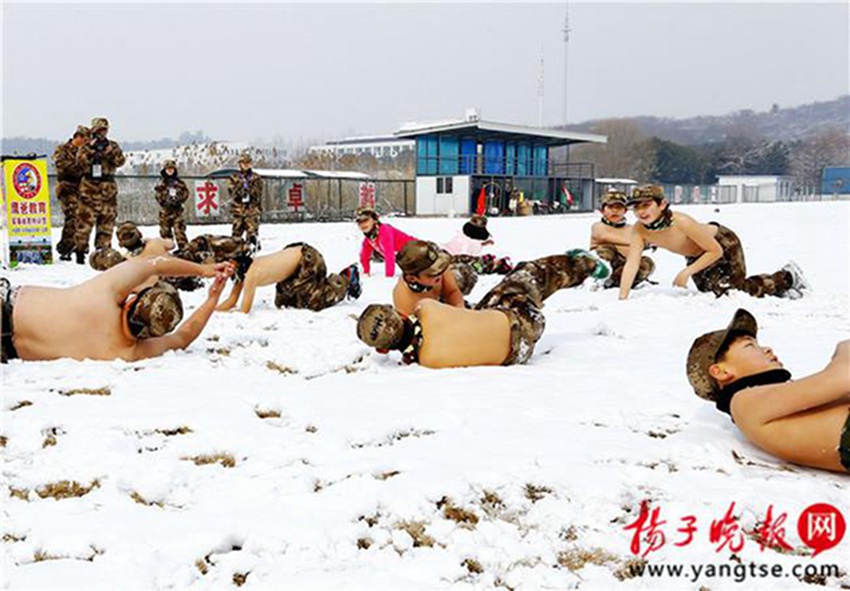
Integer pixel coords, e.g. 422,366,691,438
687,308,850,473
618,185,808,300
357,250,609,368
216,243,360,313
392,241,468,317
589,190,655,288
0,257,232,363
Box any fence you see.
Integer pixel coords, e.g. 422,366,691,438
44,175,416,227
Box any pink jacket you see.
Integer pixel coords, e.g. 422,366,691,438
360,223,417,277
443,232,487,256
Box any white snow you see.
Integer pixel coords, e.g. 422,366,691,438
2,201,849,590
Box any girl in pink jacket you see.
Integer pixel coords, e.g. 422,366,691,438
357,208,417,277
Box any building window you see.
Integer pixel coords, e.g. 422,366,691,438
436,177,454,194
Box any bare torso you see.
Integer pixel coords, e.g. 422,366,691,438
12,283,138,361
636,212,718,257
393,272,456,318
590,221,634,256
416,300,511,369
733,391,850,472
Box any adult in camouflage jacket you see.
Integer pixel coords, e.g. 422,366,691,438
228,152,263,249
52,125,89,260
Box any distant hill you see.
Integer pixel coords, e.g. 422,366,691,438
567,95,850,145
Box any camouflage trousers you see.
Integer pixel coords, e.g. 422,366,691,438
593,245,656,289
687,223,793,298
274,243,350,312
449,260,478,296
56,181,81,255
475,253,595,365
159,208,188,250
231,205,260,244
448,254,514,296
179,234,250,265
75,179,118,253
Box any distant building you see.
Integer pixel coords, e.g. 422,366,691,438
309,135,414,159
822,166,850,196
715,175,796,203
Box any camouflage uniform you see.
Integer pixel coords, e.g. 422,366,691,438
178,234,250,265
687,223,794,298
593,245,656,289
449,260,478,296
474,253,598,365
75,118,125,255
228,155,264,246
52,126,89,258
154,162,190,249
274,243,351,312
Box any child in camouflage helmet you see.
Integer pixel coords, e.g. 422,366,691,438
618,185,809,300
154,160,190,249
588,190,655,289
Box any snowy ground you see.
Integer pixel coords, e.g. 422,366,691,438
2,201,849,590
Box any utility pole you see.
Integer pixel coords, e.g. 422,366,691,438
562,1,571,126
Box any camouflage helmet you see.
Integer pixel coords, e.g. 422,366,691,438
238,151,252,165
462,214,490,241
396,240,452,277
126,282,184,339
162,159,177,171
627,185,666,206
116,221,144,253
355,207,379,222
89,247,126,271
74,125,90,139
686,308,758,401
90,117,109,131
601,190,628,208
357,304,406,350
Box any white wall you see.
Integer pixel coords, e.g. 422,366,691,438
415,176,470,215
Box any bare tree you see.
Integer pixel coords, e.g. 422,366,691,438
789,127,850,196
570,119,654,181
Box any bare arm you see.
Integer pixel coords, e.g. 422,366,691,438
618,228,646,300
672,214,723,287
442,272,465,309
133,274,231,360
733,341,850,425
97,256,228,302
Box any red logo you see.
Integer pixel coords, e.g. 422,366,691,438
12,163,41,199
798,503,845,557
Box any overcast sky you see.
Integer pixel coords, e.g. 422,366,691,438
3,1,848,145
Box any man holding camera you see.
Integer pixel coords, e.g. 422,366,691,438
74,117,126,263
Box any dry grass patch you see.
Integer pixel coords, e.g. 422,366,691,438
233,572,249,587
195,557,210,575
61,387,111,397
0,435,7,448
356,537,373,550
2,533,26,543
614,558,648,580
156,426,193,436
9,487,29,501
37,480,100,500
375,470,400,481
34,549,61,562
524,483,553,503
265,361,296,374
305,424,318,433
462,558,483,574
183,453,236,468
358,512,380,527
254,408,281,419
130,491,164,508
395,520,435,548
557,547,617,571
10,400,32,411
437,496,479,528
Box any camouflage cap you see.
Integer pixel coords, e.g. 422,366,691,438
396,240,452,277
627,185,665,205
90,117,109,131
89,247,126,271
355,207,379,222
468,214,488,228
74,125,90,138
357,304,406,350
127,282,184,339
116,221,144,253
463,215,491,241
238,151,252,164
162,159,177,171
686,308,758,401
601,190,628,208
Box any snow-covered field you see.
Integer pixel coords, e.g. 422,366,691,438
2,201,848,590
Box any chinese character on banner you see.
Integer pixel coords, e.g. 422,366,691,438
288,183,304,212
195,180,219,217
752,505,793,553
710,502,745,553
623,500,667,557
798,503,846,557
359,181,376,209
2,157,54,267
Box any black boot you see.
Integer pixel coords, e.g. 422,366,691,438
76,251,86,265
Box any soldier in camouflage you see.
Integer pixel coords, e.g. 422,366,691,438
52,125,90,260
154,159,189,249
228,152,263,250
74,117,126,263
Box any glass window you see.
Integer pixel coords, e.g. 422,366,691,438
439,137,459,175
460,139,476,174
484,141,505,175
